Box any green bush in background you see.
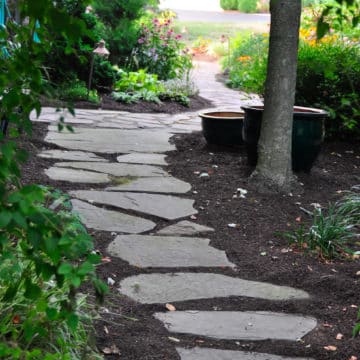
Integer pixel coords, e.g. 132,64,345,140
220,0,238,10
225,31,360,140
237,0,257,13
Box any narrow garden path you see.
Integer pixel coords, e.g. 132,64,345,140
32,61,317,360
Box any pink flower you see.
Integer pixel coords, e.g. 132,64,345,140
175,34,182,40
153,18,159,24
138,38,145,44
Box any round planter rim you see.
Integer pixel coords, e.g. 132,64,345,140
199,111,245,120
241,105,329,117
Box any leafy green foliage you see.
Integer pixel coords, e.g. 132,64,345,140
237,0,257,13
56,80,99,103
225,30,360,139
92,0,158,64
282,189,360,260
220,0,238,10
112,68,197,106
131,15,193,80
0,1,107,358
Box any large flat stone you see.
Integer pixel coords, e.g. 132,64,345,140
119,273,309,304
154,311,317,341
45,167,110,183
108,235,234,268
55,162,169,177
69,190,197,220
176,348,313,360
106,177,191,194
38,150,108,162
45,127,175,153
157,221,214,236
71,199,155,233
117,153,168,165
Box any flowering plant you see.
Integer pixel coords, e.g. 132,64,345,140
132,15,192,80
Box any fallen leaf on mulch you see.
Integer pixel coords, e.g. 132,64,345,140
165,303,176,311
104,326,109,334
322,323,333,328
349,356,357,360
296,216,302,222
101,256,112,263
336,333,344,340
102,344,121,355
324,345,337,351
356,270,360,276
350,305,358,308
168,336,180,343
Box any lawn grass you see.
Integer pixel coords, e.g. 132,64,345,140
174,21,269,43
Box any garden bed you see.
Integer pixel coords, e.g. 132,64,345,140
40,93,212,114
20,121,360,360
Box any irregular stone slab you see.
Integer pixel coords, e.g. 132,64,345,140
55,162,169,177
71,199,155,233
108,236,234,268
116,153,168,165
38,150,108,162
154,311,317,341
119,273,309,304
70,191,197,220
45,127,175,153
176,347,313,360
106,177,191,194
45,167,110,183
157,221,214,236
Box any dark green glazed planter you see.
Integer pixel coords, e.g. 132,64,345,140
241,105,328,172
199,111,244,146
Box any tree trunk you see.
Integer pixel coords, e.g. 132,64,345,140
251,0,302,192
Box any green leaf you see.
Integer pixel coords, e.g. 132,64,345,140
77,261,94,276
67,313,79,332
0,211,12,227
46,307,58,321
24,279,42,299
58,263,73,275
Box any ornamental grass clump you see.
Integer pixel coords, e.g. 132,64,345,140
285,188,360,260
131,14,192,80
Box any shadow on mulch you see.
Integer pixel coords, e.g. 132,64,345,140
17,115,360,359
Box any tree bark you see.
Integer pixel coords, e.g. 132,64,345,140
251,0,302,192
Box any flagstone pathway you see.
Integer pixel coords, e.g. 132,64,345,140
32,62,316,359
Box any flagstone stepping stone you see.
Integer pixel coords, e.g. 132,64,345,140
45,167,110,183
176,347,313,360
38,150,108,162
119,273,309,304
45,127,175,153
156,221,214,236
154,311,317,341
70,191,197,220
71,199,156,233
116,153,168,165
108,236,234,268
55,162,169,177
106,177,191,194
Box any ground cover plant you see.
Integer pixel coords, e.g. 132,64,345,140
0,0,107,358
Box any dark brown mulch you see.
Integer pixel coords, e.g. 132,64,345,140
40,94,213,114
18,114,360,360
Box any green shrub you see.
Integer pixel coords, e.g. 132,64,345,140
92,0,158,64
296,40,360,139
220,0,238,10
237,0,257,13
57,81,100,104
112,69,197,106
225,32,268,93
226,31,360,139
131,15,193,80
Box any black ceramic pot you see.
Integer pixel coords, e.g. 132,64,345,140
199,111,244,146
241,105,328,172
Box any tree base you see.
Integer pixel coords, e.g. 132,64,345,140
250,168,303,195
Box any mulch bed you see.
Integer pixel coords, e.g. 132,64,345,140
40,94,213,114
17,104,360,359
